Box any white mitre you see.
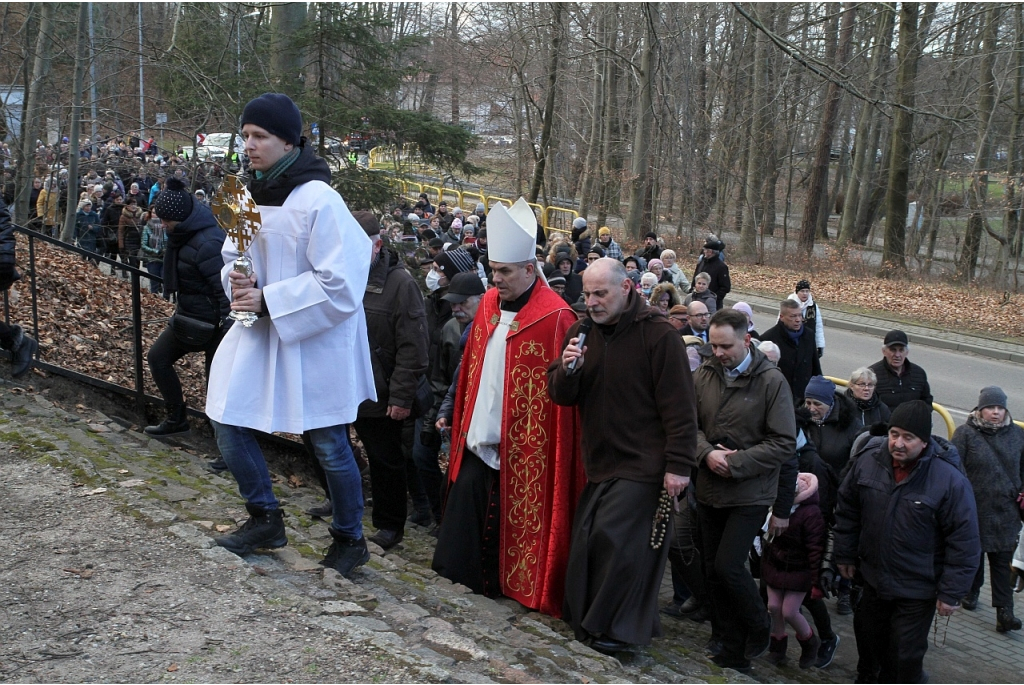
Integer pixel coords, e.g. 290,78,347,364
486,197,537,263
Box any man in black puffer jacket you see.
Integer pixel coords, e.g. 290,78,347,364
835,401,979,684
0,197,38,378
144,177,230,438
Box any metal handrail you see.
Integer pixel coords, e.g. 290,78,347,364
826,376,957,439
4,224,159,418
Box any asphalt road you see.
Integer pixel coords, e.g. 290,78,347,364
750,310,1024,428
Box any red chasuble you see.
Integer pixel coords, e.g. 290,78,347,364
448,281,584,617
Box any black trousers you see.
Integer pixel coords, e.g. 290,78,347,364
146,324,222,408
431,450,501,596
697,502,770,661
353,415,409,533
853,583,935,684
970,549,1015,608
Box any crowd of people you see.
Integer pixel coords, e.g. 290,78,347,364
3,93,1023,683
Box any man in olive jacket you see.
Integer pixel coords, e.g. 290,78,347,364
352,211,429,551
692,308,797,672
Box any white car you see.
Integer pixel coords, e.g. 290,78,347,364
199,133,245,163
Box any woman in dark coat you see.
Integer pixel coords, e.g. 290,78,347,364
951,386,1024,633
845,367,890,428
143,177,231,438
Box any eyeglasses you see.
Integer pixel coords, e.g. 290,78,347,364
692,312,711,318
852,382,876,389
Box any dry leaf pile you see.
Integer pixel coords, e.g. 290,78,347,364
6,234,210,406
732,263,1024,340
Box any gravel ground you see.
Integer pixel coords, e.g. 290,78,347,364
0,449,420,684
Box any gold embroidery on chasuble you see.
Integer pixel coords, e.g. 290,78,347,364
504,339,551,597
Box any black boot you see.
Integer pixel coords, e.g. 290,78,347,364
797,633,821,669
962,590,980,611
996,606,1022,633
5,325,38,379
836,588,853,615
144,404,190,437
214,504,287,555
320,527,369,577
765,635,788,666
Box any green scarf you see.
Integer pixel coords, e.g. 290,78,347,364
255,147,301,181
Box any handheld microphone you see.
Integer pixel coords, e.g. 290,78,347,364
567,319,592,376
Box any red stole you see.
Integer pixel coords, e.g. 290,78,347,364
448,282,584,617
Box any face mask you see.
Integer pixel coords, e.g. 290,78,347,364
425,270,442,292
642,287,652,296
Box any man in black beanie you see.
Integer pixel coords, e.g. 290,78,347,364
834,400,980,683
205,93,377,578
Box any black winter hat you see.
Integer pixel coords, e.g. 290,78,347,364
153,176,193,222
241,93,303,146
433,247,476,280
888,400,932,443
795,279,811,292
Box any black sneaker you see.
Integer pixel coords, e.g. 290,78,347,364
368,528,403,550
205,457,229,473
214,505,287,555
816,633,840,669
407,507,434,527
321,530,369,577
306,499,333,518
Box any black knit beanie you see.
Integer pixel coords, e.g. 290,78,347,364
433,248,477,280
240,93,303,146
888,400,932,443
153,176,193,222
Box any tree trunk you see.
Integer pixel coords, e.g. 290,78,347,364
625,3,658,238
956,5,1000,282
578,4,608,220
14,3,54,225
1007,5,1024,262
798,3,855,256
881,3,932,274
449,3,460,124
270,2,307,98
739,6,770,257
529,3,564,204
597,6,621,228
838,4,896,246
61,2,91,243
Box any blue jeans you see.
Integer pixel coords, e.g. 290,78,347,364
212,421,364,539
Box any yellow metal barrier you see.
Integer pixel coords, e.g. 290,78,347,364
544,206,579,240
462,190,485,213
440,188,463,210
487,196,512,209
420,185,442,205
827,376,957,439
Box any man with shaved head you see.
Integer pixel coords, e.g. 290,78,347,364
549,258,698,654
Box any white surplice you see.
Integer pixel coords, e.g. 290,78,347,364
205,180,377,433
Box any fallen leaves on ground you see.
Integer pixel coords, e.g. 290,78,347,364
733,262,1024,340
6,235,205,405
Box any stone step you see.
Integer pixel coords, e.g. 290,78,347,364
1,383,838,684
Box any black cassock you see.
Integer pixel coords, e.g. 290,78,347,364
562,478,669,645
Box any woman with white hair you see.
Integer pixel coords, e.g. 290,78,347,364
845,367,890,427
659,249,690,292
